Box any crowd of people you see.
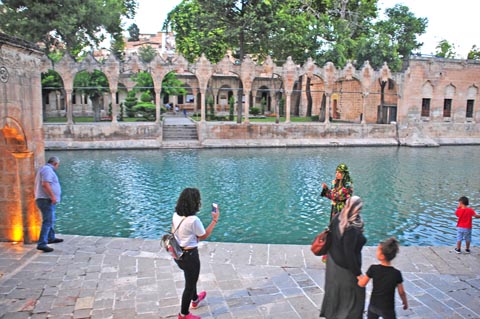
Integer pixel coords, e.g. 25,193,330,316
34,157,479,319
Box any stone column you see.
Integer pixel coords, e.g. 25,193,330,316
324,93,331,124
200,89,206,122
243,90,251,123
285,91,292,123
362,92,368,124
155,89,161,123
65,89,74,124
111,91,118,123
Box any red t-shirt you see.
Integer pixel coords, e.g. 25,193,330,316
456,207,477,229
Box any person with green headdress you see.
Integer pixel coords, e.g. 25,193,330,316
321,163,353,220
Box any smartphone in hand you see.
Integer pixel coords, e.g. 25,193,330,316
211,203,218,213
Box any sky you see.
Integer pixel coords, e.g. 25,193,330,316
126,0,478,58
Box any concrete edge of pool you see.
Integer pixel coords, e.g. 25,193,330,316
0,235,479,319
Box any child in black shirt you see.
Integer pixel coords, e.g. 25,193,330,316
358,237,408,319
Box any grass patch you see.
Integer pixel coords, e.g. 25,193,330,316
44,117,151,123
190,115,319,123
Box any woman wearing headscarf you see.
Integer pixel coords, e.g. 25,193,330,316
320,196,367,319
321,163,353,220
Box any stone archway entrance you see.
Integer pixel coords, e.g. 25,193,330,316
0,122,40,243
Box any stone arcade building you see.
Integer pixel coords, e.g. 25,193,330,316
1,32,480,242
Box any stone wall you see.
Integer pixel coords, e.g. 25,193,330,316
0,33,46,243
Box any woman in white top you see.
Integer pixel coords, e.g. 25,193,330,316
173,188,219,319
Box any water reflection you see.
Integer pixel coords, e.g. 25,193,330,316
54,146,480,246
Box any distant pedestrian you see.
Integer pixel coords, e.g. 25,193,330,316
454,196,480,254
183,109,187,117
175,105,179,115
34,156,64,252
173,188,219,319
358,237,408,319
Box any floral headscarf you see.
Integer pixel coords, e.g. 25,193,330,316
336,163,352,185
338,195,364,235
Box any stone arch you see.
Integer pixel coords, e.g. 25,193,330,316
467,85,478,99
466,85,478,119
444,83,456,98
42,69,66,120
422,81,434,98
0,117,39,243
332,77,363,122
368,78,399,124
73,69,111,121
309,75,326,119
443,83,456,118
216,84,234,113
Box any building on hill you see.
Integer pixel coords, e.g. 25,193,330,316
124,32,176,56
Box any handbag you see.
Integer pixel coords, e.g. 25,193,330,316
162,218,186,260
311,225,332,256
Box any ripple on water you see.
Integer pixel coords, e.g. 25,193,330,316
55,147,480,246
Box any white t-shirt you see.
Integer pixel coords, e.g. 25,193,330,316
172,212,206,248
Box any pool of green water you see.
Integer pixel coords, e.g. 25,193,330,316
50,146,480,246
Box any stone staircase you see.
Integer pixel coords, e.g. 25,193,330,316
162,117,200,148
163,123,198,140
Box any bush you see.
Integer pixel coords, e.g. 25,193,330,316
124,91,138,118
250,107,261,116
228,96,235,121
134,102,156,121
140,91,153,103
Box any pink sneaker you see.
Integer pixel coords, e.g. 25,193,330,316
178,313,201,319
191,291,207,309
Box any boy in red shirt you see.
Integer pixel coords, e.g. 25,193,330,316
455,196,480,254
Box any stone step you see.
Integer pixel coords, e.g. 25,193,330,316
163,124,198,141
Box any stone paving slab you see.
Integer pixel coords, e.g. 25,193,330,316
0,236,479,319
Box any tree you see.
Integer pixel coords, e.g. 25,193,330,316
164,0,316,64
164,0,229,63
110,34,126,62
74,70,110,121
124,91,138,118
138,45,157,63
0,0,137,57
128,23,140,41
165,0,427,71
435,39,456,59
375,4,427,67
467,45,480,60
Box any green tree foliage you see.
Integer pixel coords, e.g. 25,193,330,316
128,23,140,41
375,5,427,65
0,0,137,57
164,0,229,63
467,45,480,60
124,91,138,117
74,70,110,121
138,45,157,63
110,34,126,62
435,39,456,59
165,0,427,71
228,95,235,121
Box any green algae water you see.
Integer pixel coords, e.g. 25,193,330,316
51,146,480,246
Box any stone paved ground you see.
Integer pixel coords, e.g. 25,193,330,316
0,235,479,319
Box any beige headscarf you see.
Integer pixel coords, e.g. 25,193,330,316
338,195,364,236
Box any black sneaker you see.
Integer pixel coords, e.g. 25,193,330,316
454,248,461,254
465,249,471,254
48,238,64,244
37,246,54,252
